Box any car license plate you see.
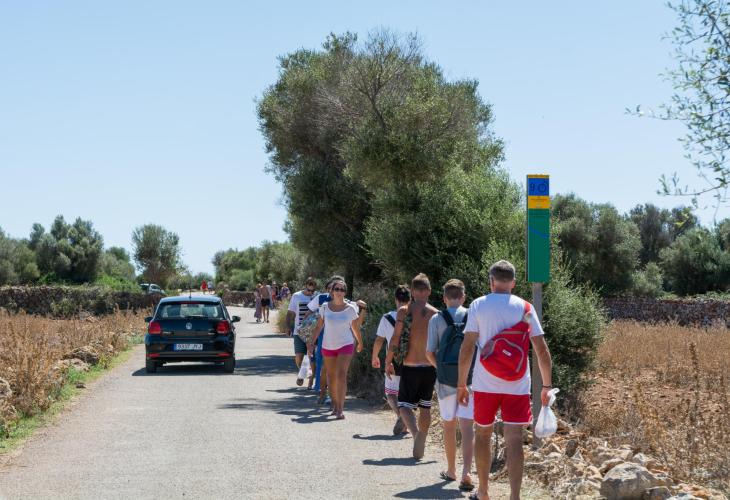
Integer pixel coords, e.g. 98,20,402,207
174,343,203,351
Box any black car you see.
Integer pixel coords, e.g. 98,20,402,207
144,295,239,373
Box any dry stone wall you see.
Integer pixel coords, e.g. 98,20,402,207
603,297,730,327
0,286,156,317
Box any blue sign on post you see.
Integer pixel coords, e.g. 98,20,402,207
527,177,549,197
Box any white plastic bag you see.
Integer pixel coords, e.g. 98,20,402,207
297,354,312,380
534,388,560,438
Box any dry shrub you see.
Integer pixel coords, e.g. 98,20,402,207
582,320,730,489
0,309,147,427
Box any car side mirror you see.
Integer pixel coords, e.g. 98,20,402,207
231,315,241,323
145,316,153,323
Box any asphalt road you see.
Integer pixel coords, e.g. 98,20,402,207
0,305,544,499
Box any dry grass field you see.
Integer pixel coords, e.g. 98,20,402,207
582,320,730,489
0,309,147,433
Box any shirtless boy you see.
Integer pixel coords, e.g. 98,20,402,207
385,273,438,460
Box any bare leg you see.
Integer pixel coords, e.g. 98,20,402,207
308,358,315,389
459,418,475,482
475,425,494,500
335,353,353,415
399,407,419,436
386,394,399,416
319,362,328,402
295,353,303,369
324,356,338,411
504,425,525,500
417,407,431,435
442,419,458,479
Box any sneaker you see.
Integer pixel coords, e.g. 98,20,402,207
393,417,406,435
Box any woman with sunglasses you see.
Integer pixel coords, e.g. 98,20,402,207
308,279,364,419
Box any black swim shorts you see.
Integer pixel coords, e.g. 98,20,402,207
397,365,436,409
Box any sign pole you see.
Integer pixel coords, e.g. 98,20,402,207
526,174,550,449
530,282,543,448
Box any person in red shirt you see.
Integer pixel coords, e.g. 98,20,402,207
201,280,208,294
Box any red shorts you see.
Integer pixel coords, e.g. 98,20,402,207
322,344,354,357
473,391,532,427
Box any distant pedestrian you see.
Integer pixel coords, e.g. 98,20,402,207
371,284,411,435
426,279,475,491
260,281,272,323
201,280,208,294
254,286,263,323
271,281,279,308
457,260,553,500
280,283,291,301
307,278,364,419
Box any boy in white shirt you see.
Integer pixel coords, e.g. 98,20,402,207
457,260,553,500
426,279,474,492
371,285,411,435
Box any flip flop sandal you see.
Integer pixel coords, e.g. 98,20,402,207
468,493,483,500
439,471,456,482
459,480,475,492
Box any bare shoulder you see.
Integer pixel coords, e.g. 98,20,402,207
396,305,409,319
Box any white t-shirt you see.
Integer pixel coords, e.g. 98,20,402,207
307,293,360,314
375,310,398,345
288,291,314,335
465,293,544,395
319,302,359,350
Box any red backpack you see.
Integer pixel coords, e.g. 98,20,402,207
479,302,532,381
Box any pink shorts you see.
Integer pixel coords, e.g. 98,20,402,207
322,344,354,357
474,391,532,427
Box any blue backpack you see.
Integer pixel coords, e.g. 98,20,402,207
436,309,474,387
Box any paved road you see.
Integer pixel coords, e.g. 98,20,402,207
0,306,545,499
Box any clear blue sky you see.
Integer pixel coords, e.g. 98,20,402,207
1,1,726,275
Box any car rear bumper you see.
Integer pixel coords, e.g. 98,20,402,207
145,335,235,362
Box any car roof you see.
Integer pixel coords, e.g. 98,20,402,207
159,295,222,304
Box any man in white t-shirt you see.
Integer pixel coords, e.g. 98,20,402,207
286,277,317,386
457,260,553,500
371,285,411,436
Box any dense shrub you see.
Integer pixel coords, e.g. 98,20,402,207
630,262,665,298
660,228,730,295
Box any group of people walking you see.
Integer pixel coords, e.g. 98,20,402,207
254,281,290,323
283,260,553,500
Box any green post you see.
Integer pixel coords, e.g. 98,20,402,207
527,174,550,448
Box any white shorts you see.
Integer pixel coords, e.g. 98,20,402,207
385,375,400,396
438,391,474,421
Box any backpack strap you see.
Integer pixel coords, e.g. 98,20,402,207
441,309,454,327
384,313,396,327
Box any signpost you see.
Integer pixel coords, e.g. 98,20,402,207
527,174,550,447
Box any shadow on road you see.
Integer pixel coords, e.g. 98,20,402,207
248,333,287,339
235,355,294,377
393,481,464,499
353,433,409,441
131,364,228,377
362,457,437,467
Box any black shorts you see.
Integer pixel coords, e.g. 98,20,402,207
398,365,436,409
261,298,271,307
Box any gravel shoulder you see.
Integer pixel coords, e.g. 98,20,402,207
0,306,548,499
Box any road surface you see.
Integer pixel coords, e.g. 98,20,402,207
0,305,546,499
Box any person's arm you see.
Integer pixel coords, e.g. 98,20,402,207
355,299,368,327
425,315,439,368
384,307,406,377
372,336,385,368
307,316,325,356
351,318,364,353
286,311,295,336
457,332,478,406
531,335,553,406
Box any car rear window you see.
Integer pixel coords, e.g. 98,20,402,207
158,302,224,319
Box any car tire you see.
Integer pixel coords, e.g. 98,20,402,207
223,357,235,373
145,360,157,373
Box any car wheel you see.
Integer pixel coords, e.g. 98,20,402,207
223,357,235,373
145,360,157,373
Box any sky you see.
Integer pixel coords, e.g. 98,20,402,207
1,1,727,275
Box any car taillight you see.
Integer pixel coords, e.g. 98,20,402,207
148,321,162,335
216,320,230,335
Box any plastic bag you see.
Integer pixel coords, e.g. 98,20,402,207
297,354,312,381
534,388,560,438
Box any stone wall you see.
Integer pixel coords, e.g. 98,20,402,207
0,286,157,317
603,297,730,327
220,291,256,308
